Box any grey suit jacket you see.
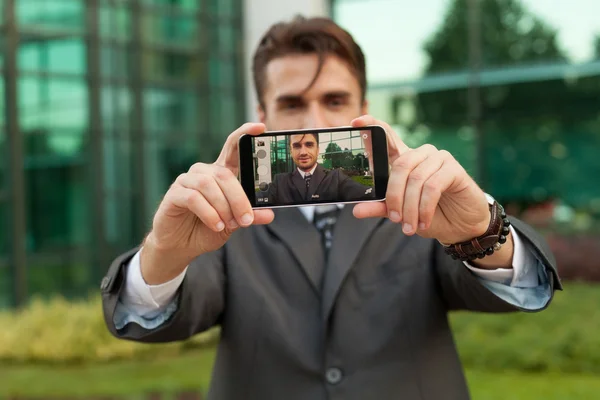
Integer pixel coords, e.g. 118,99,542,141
101,206,561,400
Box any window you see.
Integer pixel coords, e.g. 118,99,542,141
19,37,86,75
1,0,245,307
17,0,84,33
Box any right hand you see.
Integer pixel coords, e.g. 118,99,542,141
142,123,274,281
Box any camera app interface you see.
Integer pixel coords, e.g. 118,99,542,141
251,130,376,206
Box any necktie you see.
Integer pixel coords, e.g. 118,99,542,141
304,173,312,200
313,205,341,260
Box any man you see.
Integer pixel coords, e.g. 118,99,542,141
266,133,375,205
101,16,561,400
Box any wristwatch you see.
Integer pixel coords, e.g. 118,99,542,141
441,194,511,262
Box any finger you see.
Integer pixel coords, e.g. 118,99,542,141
418,155,458,231
252,209,275,225
211,165,256,228
184,164,275,227
215,122,266,173
176,173,236,229
401,151,445,235
167,186,225,232
386,145,437,224
352,201,388,219
351,115,409,163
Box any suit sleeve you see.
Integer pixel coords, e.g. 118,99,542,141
432,216,562,313
337,171,375,201
101,246,226,343
267,174,280,205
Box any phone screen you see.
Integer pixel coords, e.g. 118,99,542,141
239,126,388,208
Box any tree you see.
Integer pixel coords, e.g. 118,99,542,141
323,142,353,169
400,0,600,209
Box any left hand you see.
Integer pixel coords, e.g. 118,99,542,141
351,115,491,245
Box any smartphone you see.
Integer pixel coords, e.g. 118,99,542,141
238,125,389,209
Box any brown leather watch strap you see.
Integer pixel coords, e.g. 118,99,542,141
443,200,511,261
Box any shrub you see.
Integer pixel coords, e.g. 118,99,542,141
1,282,599,374
450,282,600,373
0,295,219,364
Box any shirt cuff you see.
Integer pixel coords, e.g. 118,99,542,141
120,248,188,318
464,225,539,288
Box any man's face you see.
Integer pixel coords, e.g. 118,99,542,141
290,134,319,171
258,54,367,130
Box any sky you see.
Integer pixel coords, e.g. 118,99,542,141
334,0,600,84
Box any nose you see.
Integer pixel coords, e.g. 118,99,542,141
301,102,329,129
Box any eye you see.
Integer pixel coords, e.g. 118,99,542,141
281,99,304,111
327,96,347,108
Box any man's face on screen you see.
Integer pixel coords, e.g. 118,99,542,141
258,54,367,130
290,134,319,172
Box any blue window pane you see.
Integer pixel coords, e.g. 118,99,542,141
17,0,84,32
142,49,205,82
19,77,88,132
99,4,131,40
142,13,198,47
0,79,5,129
19,38,86,74
218,25,238,55
209,0,239,18
101,45,131,79
102,86,132,134
144,88,200,135
209,59,238,89
142,0,200,11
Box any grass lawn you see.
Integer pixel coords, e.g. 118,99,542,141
1,349,600,399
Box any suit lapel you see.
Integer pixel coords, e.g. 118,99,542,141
291,169,307,200
307,164,327,201
265,207,325,296
321,206,384,321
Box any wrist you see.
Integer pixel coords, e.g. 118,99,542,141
140,234,194,285
441,200,511,262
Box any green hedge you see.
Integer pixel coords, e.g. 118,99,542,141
450,281,600,373
0,295,219,364
0,282,598,374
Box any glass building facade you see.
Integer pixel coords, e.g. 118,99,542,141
0,0,245,307
333,0,600,234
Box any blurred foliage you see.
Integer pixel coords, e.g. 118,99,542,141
0,295,219,364
0,282,598,374
403,0,600,213
450,282,600,373
0,283,599,398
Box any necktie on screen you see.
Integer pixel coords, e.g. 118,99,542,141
304,173,312,199
313,205,341,260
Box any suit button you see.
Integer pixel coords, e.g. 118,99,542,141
325,367,343,384
100,276,111,292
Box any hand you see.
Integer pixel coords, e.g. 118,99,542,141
141,123,275,284
350,115,491,245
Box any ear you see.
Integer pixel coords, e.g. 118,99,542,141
361,99,369,115
257,104,266,123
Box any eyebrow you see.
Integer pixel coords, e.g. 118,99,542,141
275,91,352,104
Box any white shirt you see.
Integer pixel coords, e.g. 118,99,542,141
119,205,539,319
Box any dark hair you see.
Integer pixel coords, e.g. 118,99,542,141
289,133,319,148
252,15,367,109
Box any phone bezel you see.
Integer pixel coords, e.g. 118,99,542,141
238,125,389,209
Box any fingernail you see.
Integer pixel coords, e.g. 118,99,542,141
228,219,239,229
403,223,413,234
418,222,426,230
389,211,401,222
241,213,253,225
216,221,225,231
